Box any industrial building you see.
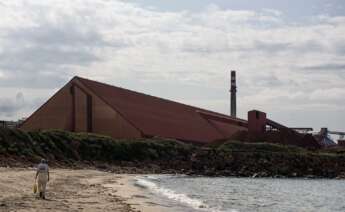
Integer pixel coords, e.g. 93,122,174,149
20,76,247,143
20,74,343,148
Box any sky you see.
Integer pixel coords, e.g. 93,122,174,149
0,0,344,133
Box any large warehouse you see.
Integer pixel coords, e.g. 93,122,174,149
20,76,248,143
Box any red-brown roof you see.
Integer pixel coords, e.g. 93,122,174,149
77,76,247,143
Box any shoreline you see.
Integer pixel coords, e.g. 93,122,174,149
1,128,345,179
114,175,170,212
0,167,204,212
1,167,344,212
0,167,149,212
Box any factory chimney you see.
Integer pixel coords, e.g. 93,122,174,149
230,70,237,117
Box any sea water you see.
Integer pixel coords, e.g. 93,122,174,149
134,175,345,212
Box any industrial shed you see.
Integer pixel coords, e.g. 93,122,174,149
21,76,247,144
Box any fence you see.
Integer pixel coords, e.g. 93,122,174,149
0,120,19,129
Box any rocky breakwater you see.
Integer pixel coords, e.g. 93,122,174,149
189,142,345,178
1,128,345,178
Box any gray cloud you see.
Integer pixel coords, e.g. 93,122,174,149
0,0,344,131
6,25,109,48
252,40,292,53
0,46,100,71
0,1,131,89
0,92,46,120
302,63,345,71
297,40,325,53
301,63,345,80
0,92,25,118
334,41,345,55
0,44,100,88
238,39,326,54
0,12,113,88
0,74,68,89
249,74,284,87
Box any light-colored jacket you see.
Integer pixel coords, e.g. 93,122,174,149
37,163,49,173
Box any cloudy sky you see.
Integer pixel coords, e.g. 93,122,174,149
0,0,344,132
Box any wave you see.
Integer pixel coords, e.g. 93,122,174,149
134,176,228,212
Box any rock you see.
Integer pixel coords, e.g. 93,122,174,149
336,173,345,179
96,164,108,170
259,172,268,177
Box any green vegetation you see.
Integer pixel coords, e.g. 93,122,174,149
216,140,307,153
0,128,194,162
0,128,344,178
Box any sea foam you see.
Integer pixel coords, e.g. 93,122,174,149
135,176,229,212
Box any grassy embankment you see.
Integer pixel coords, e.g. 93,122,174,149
0,128,344,178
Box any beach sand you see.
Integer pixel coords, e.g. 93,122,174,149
0,168,164,212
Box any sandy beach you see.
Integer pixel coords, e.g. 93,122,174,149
0,168,163,212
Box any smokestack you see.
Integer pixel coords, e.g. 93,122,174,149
230,70,237,117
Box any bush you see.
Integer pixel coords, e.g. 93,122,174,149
218,140,307,153
1,128,345,178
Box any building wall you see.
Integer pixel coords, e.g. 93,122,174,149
22,77,249,142
74,86,88,132
21,78,142,139
207,119,247,139
72,79,142,138
21,84,73,131
248,110,267,134
92,93,142,139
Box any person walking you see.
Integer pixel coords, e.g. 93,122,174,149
35,159,50,199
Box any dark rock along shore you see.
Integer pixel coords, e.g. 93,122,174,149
0,128,345,179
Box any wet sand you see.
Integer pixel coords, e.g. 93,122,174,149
0,168,163,212
114,176,170,212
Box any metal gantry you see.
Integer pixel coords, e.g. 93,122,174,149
328,131,345,140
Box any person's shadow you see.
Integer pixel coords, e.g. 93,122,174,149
34,196,53,201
